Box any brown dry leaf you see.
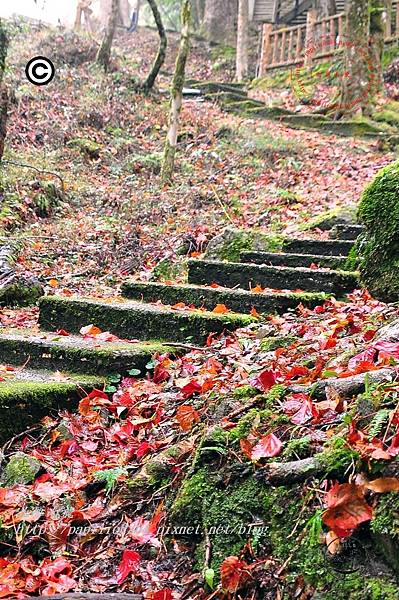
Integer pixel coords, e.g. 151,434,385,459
213,303,229,314
326,530,341,555
365,477,399,493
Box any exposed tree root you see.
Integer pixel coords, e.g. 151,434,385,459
256,452,351,485
287,368,397,399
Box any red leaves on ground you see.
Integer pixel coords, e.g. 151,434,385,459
283,393,319,424
115,550,140,584
349,339,399,370
251,433,283,459
180,380,202,399
152,590,173,600
176,405,200,431
255,369,278,391
240,432,283,460
220,556,249,593
78,389,110,416
322,483,373,538
0,556,76,597
153,364,170,383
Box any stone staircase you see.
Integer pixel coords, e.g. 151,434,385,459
185,80,399,142
0,224,361,442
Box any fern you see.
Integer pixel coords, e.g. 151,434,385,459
93,467,128,494
368,409,390,438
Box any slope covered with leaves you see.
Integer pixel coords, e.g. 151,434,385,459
1,291,399,598
1,22,392,297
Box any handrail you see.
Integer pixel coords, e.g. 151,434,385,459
259,2,399,75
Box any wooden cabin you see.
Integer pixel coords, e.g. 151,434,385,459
255,0,399,75
250,0,347,26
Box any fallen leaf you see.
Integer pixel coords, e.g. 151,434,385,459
176,405,200,431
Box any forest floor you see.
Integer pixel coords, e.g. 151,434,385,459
1,20,399,600
2,22,393,299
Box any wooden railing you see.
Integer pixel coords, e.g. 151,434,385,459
259,3,399,75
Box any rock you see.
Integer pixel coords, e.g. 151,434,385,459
357,160,399,301
305,206,358,231
1,452,41,485
204,226,283,262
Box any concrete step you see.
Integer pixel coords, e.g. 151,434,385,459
0,330,176,376
240,251,347,270
121,281,329,315
38,296,256,345
329,224,364,241
0,369,103,442
283,238,354,257
187,259,358,295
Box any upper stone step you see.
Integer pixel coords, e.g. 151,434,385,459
283,238,354,256
187,259,358,295
0,369,103,442
0,330,175,376
329,224,364,240
121,281,329,315
38,296,256,345
240,251,347,270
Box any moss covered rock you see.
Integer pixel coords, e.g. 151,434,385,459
204,227,284,262
1,452,41,485
357,160,399,301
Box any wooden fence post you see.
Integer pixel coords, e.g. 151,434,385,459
304,9,317,67
259,23,273,76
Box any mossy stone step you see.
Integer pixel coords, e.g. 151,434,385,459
121,281,329,315
0,370,103,442
38,296,256,345
0,331,175,375
240,251,347,270
283,238,354,257
329,224,364,240
187,259,358,295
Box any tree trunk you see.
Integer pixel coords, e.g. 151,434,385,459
338,0,371,116
314,0,337,18
142,0,167,92
119,0,132,26
0,19,8,162
368,0,387,105
96,0,119,71
203,0,237,44
236,0,249,81
161,1,191,184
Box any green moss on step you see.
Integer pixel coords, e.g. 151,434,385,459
301,206,358,231
233,384,258,399
374,110,399,128
0,377,102,441
0,332,175,375
0,280,43,306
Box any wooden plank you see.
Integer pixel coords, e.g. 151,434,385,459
259,23,273,76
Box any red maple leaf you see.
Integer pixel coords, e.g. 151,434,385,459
322,483,373,538
251,433,283,459
176,405,200,431
255,369,277,391
220,556,249,592
115,550,140,584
